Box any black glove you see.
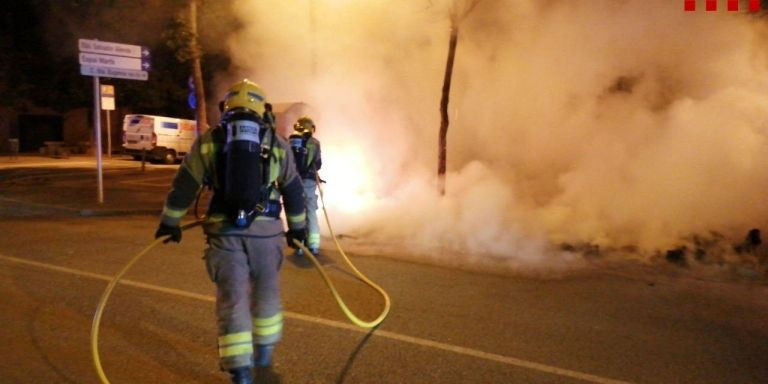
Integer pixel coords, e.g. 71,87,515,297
285,228,307,248
155,223,182,243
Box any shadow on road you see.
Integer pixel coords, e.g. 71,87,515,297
336,328,378,384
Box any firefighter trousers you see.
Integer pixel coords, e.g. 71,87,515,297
204,231,284,370
302,178,320,250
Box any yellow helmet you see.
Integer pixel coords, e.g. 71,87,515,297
293,116,316,134
222,79,266,116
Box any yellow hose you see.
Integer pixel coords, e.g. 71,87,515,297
293,174,391,329
293,239,390,328
90,221,202,384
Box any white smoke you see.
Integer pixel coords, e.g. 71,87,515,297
223,0,768,272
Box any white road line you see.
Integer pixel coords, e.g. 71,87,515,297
0,253,633,384
1,167,170,187
119,175,173,187
0,196,81,211
0,161,146,170
2,169,118,182
0,161,96,169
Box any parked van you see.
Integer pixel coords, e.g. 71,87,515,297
121,114,196,164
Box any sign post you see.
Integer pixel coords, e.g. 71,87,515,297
78,38,150,203
92,77,104,203
101,85,115,158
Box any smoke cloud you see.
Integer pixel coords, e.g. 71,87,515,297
223,0,768,273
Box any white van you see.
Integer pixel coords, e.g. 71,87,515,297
121,114,196,164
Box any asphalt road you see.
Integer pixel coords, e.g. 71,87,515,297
1,155,767,383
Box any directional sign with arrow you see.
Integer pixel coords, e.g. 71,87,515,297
78,38,150,81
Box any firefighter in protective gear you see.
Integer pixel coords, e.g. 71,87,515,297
288,116,322,256
154,79,306,384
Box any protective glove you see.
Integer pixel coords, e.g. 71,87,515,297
155,223,182,243
285,228,307,248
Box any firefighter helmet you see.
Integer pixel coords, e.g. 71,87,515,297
222,79,266,116
293,116,316,134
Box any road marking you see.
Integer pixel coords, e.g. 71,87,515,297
1,169,120,183
0,160,146,170
0,161,171,187
0,161,97,169
0,253,633,384
0,165,172,190
0,196,81,212
119,175,173,187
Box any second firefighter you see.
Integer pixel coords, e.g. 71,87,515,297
289,116,322,256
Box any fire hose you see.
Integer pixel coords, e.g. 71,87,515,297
90,181,390,383
293,173,391,328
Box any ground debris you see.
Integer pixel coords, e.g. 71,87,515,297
560,229,768,282
660,229,768,281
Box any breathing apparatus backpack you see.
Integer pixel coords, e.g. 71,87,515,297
289,131,311,177
218,109,276,227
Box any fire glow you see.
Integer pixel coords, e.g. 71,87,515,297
318,144,377,215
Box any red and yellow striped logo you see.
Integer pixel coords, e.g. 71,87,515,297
684,0,762,11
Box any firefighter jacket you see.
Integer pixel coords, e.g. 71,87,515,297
300,136,322,181
159,124,307,236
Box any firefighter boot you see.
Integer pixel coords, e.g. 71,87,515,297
228,366,253,384
254,344,275,367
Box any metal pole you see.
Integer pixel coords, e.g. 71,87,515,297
106,110,112,158
93,76,104,203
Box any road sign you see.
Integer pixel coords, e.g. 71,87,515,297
78,38,151,80
78,38,150,59
81,65,148,81
100,85,115,111
79,52,151,71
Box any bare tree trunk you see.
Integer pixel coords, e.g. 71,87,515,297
190,0,207,135
436,0,482,195
438,26,458,196
309,0,317,76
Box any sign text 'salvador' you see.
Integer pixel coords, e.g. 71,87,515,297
685,0,762,11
